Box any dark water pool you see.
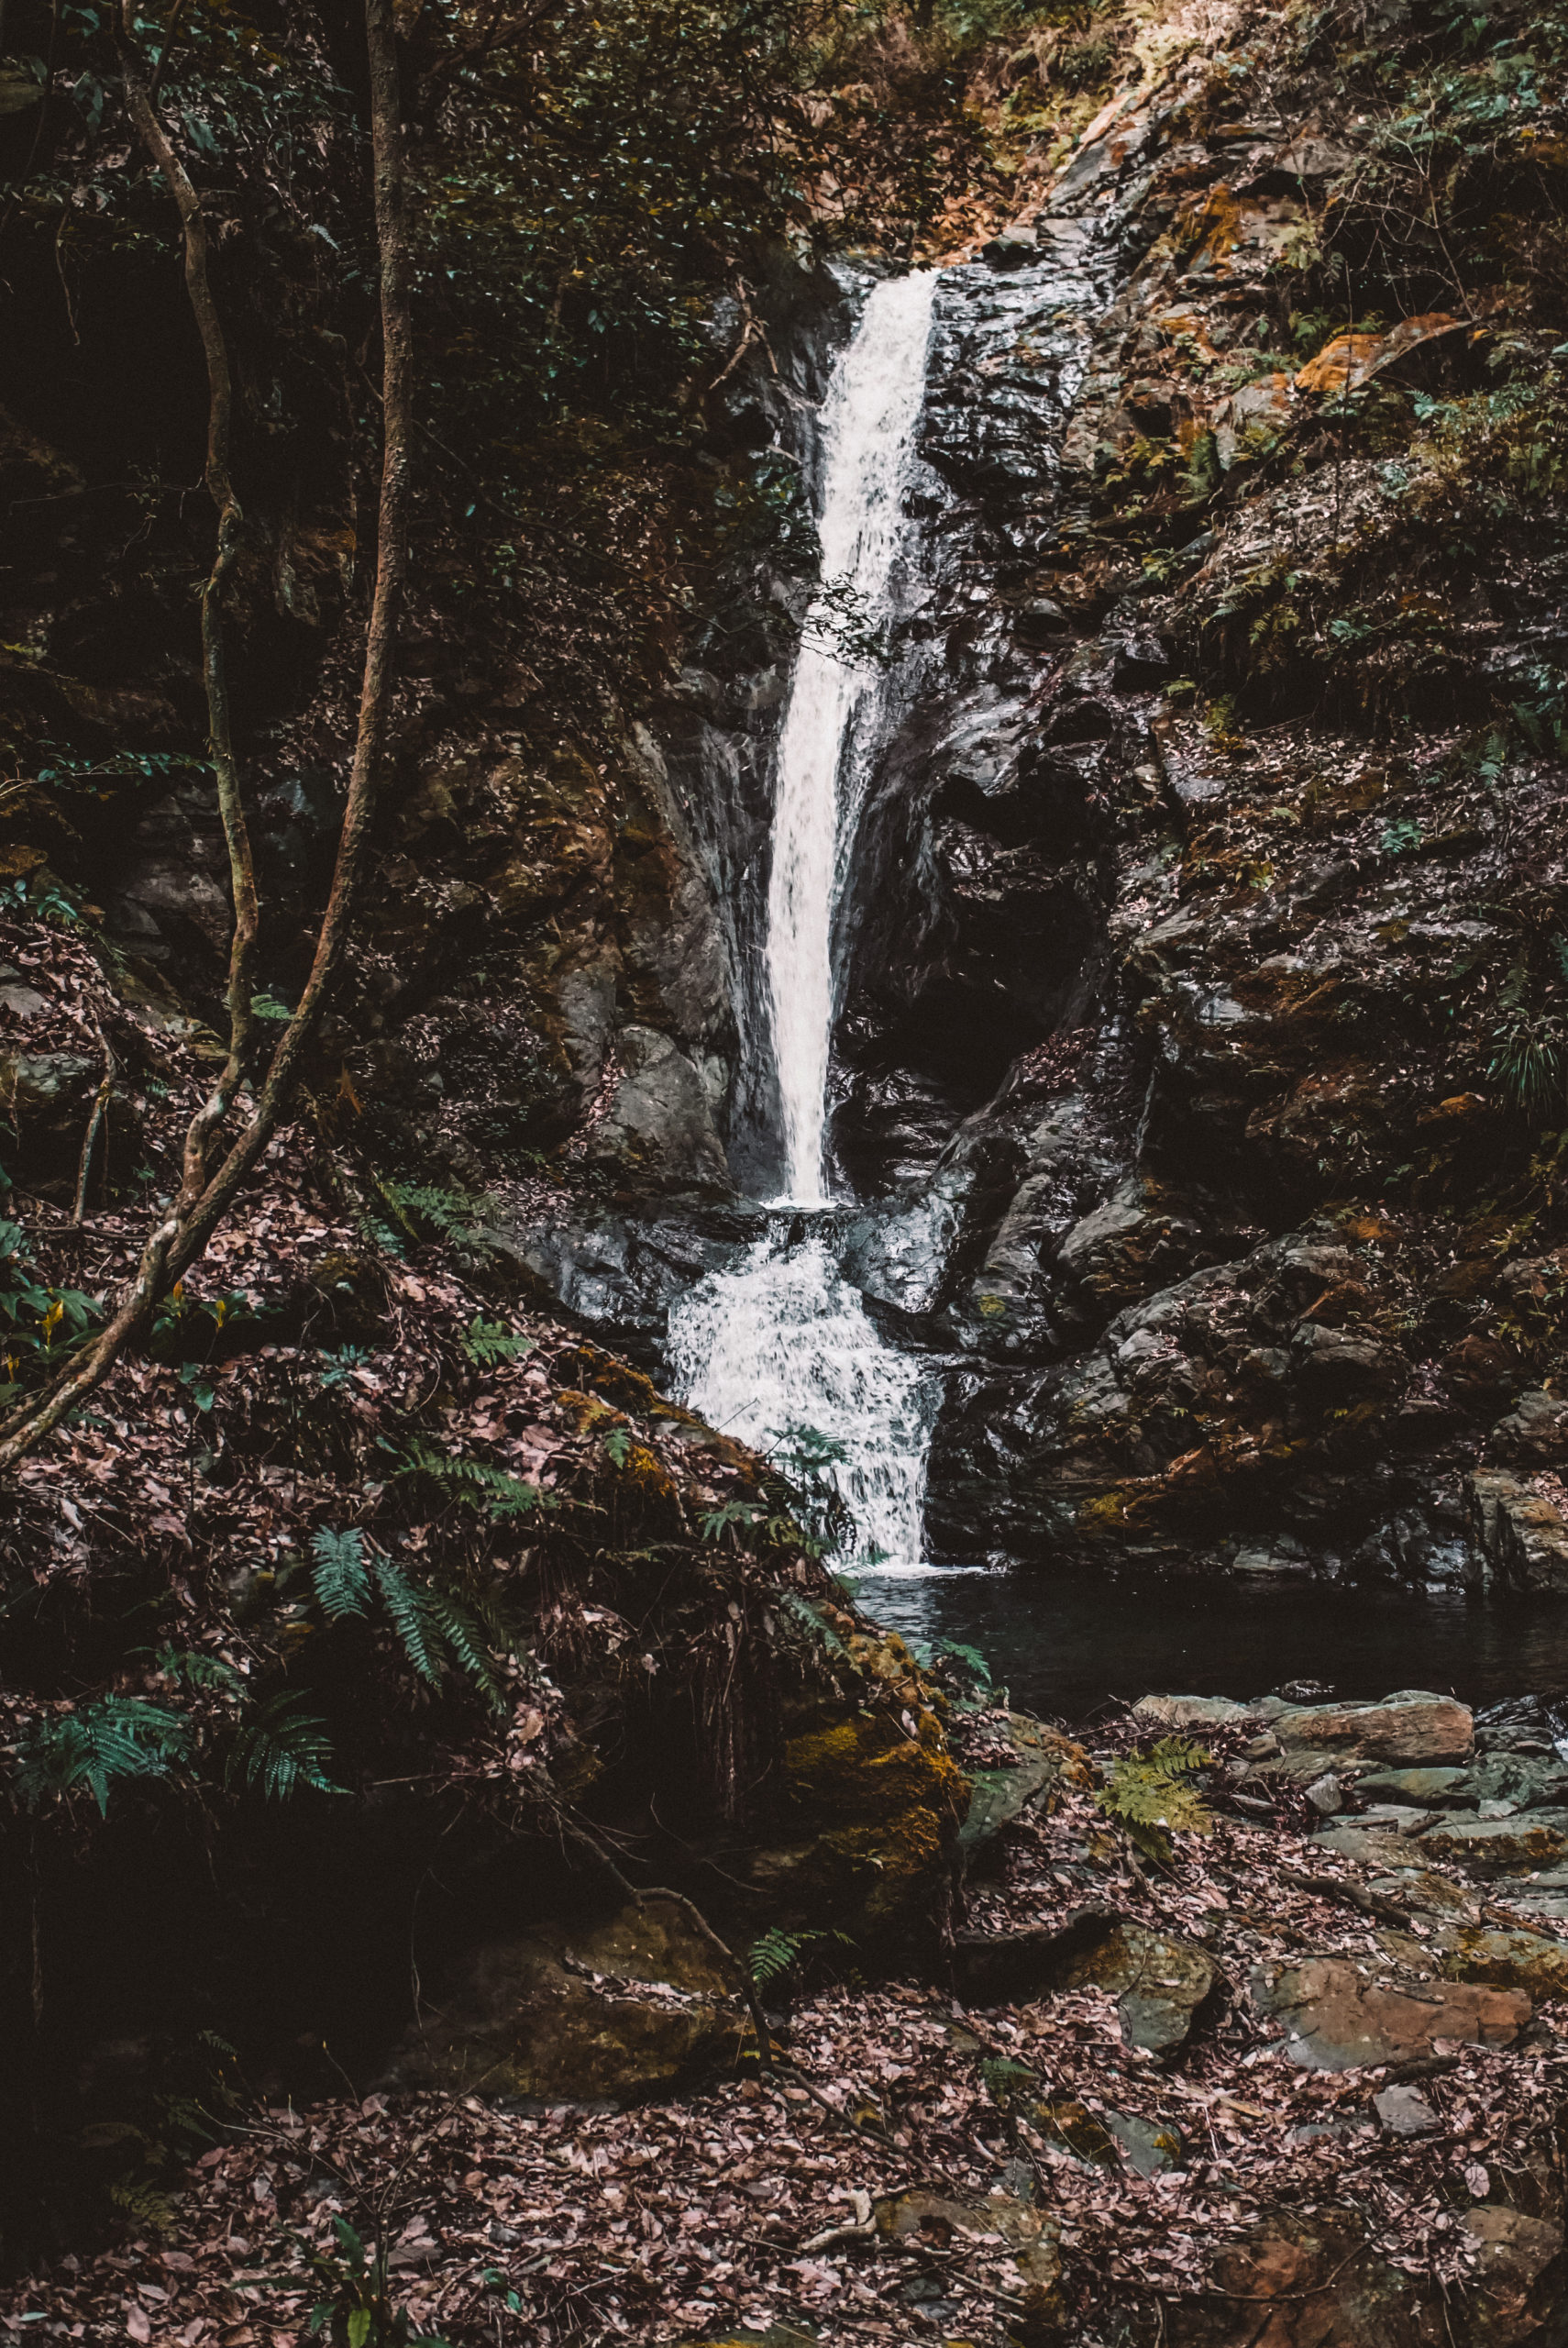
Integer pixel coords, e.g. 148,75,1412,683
845,1565,1568,1727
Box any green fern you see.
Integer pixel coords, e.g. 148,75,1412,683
425,1588,507,1712
226,1692,343,1800
374,1556,445,1689
394,1437,547,1520
777,1589,850,1660
311,1524,372,1619
14,1697,193,1816
460,1314,534,1368
747,1925,849,1989
157,1645,245,1699
381,1179,498,1250
701,1497,760,1545
1095,1737,1215,1861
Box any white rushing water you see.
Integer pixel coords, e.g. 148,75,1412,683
668,272,939,1567
668,1227,933,1567
767,269,938,1204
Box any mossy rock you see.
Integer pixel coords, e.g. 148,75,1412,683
761,1709,969,1941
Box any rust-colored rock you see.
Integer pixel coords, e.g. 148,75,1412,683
1251,1954,1529,2070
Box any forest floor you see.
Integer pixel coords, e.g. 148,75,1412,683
6,1692,1566,2347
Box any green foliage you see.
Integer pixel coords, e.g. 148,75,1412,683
379,1180,498,1252
13,1696,193,1815
701,1496,761,1545
1489,1006,1567,1121
372,1556,445,1690
0,1216,103,1403
226,1693,343,1800
287,2216,450,2348
747,1925,849,1988
1095,1737,1216,1862
459,1314,534,1368
602,1425,632,1468
392,1436,549,1520
777,1588,851,1660
311,1526,373,1621
317,1345,371,1391
157,1645,245,1698
249,991,295,1022
767,1423,855,1556
308,1524,510,1711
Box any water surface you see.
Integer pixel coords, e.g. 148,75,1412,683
847,1563,1568,1724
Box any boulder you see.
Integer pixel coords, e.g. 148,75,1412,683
1273,1691,1473,1767
1489,1390,1568,1468
585,1024,734,1197
1132,1695,1253,1733
1251,1955,1529,2069
1463,2205,1567,2331
959,1711,1089,1861
750,1708,970,1944
1373,2083,1439,2136
0,1049,99,1184
381,1891,746,2100
1414,1810,1568,1875
956,1908,1220,2054
1168,2210,1456,2345
1438,1927,1568,2000
1353,1765,1468,1808
1467,1470,1568,1596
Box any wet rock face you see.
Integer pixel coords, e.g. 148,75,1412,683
662,90,1568,1597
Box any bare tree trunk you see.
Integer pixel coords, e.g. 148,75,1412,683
116,5,258,1212
0,0,412,1474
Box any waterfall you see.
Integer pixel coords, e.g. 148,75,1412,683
767,269,939,1203
668,271,939,1567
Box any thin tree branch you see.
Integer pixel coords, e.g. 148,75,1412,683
0,0,411,1473
116,4,258,1214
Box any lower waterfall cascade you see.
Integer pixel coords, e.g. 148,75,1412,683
668,271,942,1567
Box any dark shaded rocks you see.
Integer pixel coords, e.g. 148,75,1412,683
1250,1954,1529,2069
381,1891,748,2101
955,1907,1220,2054
873,2184,1061,2291
748,1708,970,1945
0,1049,100,1186
959,1710,1089,1861
1413,1811,1568,1876
1489,1390,1568,1468
584,1024,734,1198
1467,1471,1568,1596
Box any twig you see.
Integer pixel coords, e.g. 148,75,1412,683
801,2187,875,2253
71,1016,117,1224
1296,1870,1412,1930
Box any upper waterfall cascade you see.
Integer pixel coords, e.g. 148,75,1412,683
668,272,940,1567
767,268,939,1205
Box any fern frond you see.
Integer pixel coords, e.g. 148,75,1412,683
394,1438,547,1519
14,1697,193,1816
226,1693,343,1800
158,1646,245,1699
311,1524,371,1620
374,1557,445,1688
425,1589,507,1712
747,1925,849,1988
460,1314,534,1367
